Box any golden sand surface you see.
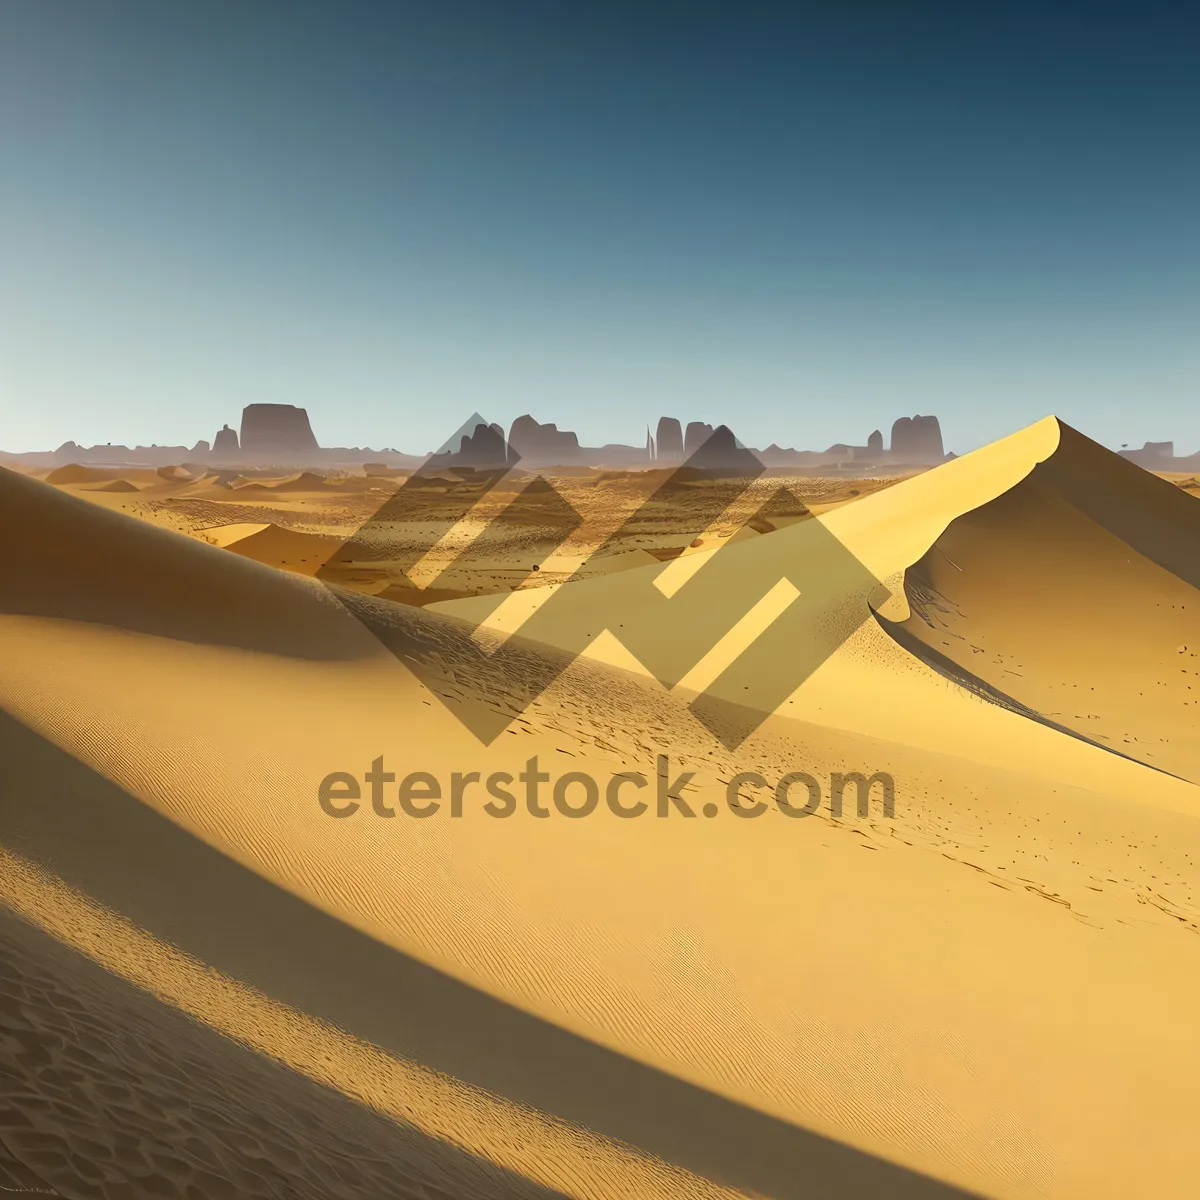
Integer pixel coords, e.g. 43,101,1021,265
42,464,903,600
2,420,1200,1198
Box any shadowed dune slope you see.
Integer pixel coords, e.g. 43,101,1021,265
0,902,566,1200
91,478,142,493
0,711,970,1200
0,466,368,661
878,421,1200,783
222,522,347,575
44,463,117,485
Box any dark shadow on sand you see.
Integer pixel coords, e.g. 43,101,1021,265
0,465,371,662
0,904,569,1200
0,710,978,1200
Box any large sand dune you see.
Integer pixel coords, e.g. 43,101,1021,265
878,422,1200,782
2,418,1200,1199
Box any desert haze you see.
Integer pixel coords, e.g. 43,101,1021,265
3,416,1200,1199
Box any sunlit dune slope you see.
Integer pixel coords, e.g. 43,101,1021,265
878,421,1200,782
431,416,1197,787
4,435,1200,1199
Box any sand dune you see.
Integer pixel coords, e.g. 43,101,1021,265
155,463,208,482
219,522,347,575
45,463,135,485
90,477,142,493
3,421,1200,1198
195,520,273,548
272,470,348,492
880,422,1200,781
1164,473,1200,498
227,471,365,494
0,467,365,661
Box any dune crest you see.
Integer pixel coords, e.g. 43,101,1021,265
877,420,1200,782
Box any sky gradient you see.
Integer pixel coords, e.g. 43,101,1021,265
2,1,1198,456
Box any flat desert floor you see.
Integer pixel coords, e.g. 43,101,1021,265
2,418,1200,1199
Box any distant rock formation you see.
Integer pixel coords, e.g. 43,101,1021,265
686,425,760,472
212,425,240,456
12,426,413,471
45,442,137,466
592,443,646,467
460,422,509,467
5,404,962,475
426,421,509,470
890,415,945,462
1120,440,1200,470
757,418,942,471
684,421,715,457
655,417,684,460
239,404,319,455
507,415,581,465
758,444,818,466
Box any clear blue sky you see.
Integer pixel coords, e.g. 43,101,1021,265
2,1,1197,455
